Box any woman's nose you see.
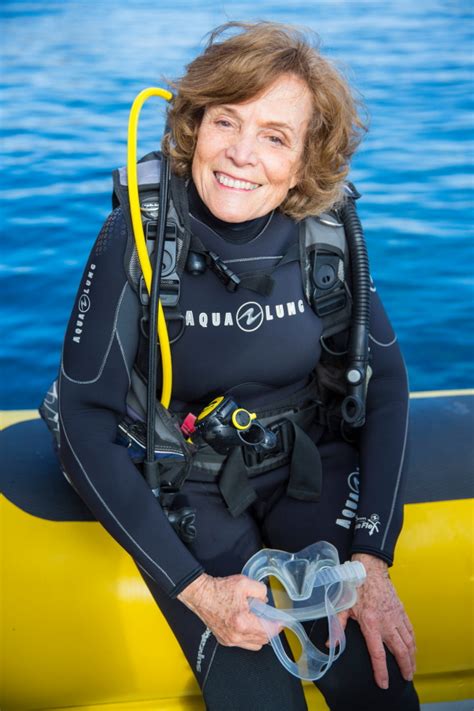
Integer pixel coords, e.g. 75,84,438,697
225,135,259,166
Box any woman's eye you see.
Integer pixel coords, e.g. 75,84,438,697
215,119,232,128
267,135,284,146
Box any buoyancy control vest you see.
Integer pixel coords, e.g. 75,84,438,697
109,152,370,521
113,152,354,373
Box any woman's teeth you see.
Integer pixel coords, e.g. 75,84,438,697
215,173,259,191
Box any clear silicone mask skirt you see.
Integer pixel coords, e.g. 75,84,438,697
242,541,366,680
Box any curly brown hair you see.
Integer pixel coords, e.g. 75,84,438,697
162,21,367,220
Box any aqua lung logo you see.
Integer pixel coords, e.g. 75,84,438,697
184,299,305,331
78,294,90,313
72,263,96,344
348,471,359,494
236,302,264,332
335,469,359,529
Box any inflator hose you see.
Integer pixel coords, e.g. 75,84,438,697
126,87,173,492
338,184,371,428
127,87,173,409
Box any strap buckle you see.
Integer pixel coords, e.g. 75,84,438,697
159,278,181,307
142,220,181,307
313,289,347,317
207,250,241,292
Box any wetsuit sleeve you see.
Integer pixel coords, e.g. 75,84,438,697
350,284,409,566
58,208,204,597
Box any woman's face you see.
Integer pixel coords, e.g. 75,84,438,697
191,73,312,223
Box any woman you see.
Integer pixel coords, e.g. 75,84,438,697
56,21,419,710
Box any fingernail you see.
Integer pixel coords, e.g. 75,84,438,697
381,680,389,690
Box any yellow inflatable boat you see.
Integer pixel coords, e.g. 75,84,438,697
1,390,473,710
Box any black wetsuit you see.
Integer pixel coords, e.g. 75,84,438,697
58,182,419,710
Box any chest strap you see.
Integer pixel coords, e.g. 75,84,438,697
188,235,301,297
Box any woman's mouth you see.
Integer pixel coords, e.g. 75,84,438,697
214,172,260,191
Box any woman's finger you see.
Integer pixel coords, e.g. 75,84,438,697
402,615,416,645
398,619,416,653
240,576,268,601
361,626,389,689
385,627,415,681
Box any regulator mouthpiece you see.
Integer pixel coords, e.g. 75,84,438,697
242,541,366,681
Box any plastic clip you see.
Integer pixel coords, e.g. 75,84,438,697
207,251,241,292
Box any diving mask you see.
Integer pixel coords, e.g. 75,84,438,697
242,541,366,681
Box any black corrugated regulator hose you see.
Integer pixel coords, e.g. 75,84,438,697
339,183,371,428
143,152,171,494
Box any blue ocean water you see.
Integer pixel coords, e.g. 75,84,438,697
1,0,473,408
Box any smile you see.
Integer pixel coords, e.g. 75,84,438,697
214,172,260,191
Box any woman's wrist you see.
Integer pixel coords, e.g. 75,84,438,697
177,572,212,608
351,552,389,577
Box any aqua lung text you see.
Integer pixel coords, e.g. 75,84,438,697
72,263,96,344
185,299,306,333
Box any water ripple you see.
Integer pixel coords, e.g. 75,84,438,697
1,0,473,406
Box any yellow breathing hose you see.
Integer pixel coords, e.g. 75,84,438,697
127,87,173,408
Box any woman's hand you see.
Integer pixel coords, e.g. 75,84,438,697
335,553,416,689
177,573,271,650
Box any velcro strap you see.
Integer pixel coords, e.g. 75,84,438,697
286,422,323,502
274,242,300,268
218,447,258,517
238,273,274,296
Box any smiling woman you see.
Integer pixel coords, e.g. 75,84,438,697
40,20,420,711
165,21,366,220
190,75,312,222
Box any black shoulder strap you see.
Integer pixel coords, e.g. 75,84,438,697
112,151,191,295
300,213,352,340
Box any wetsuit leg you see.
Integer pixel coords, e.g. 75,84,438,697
138,478,308,711
261,438,420,711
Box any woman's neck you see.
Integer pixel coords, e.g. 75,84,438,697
187,180,271,243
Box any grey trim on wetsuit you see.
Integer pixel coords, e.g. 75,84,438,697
350,285,409,563
58,196,409,603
